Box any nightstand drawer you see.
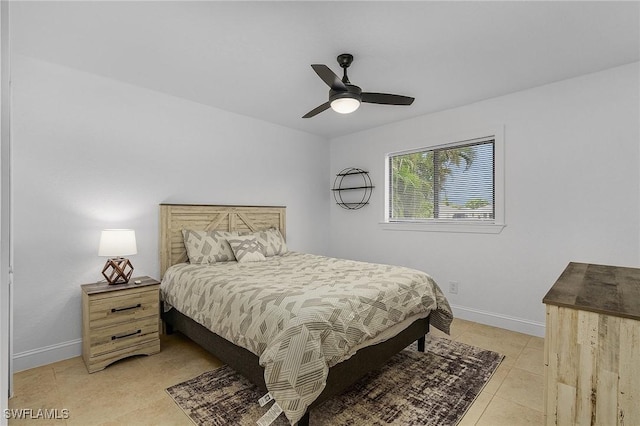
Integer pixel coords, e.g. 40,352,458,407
88,316,159,356
89,288,159,329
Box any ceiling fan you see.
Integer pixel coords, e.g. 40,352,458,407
303,53,415,118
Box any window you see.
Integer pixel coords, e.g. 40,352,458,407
384,130,504,233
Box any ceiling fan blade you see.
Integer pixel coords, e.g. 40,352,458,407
311,64,347,91
361,92,415,105
302,102,331,118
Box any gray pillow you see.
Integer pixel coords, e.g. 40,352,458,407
182,229,238,264
226,235,266,263
251,228,288,257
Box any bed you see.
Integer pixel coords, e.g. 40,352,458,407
159,204,453,425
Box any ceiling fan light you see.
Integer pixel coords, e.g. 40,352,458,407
330,97,360,114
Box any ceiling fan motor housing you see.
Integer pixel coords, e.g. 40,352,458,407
330,84,362,103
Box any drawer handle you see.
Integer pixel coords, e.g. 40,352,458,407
111,330,141,340
111,303,142,313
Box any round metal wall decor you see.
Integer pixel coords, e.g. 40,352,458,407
332,167,374,210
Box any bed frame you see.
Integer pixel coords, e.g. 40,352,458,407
159,204,430,425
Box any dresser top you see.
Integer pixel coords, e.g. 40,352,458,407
543,262,640,321
81,276,160,295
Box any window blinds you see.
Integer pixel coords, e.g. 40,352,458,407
388,138,495,221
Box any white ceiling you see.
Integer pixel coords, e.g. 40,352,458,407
10,1,640,139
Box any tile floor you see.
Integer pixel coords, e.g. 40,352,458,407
8,319,545,425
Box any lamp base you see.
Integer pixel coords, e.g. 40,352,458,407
102,257,134,285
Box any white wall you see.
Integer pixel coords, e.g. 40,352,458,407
329,62,640,337
11,55,330,370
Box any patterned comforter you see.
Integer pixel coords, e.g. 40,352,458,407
161,252,453,425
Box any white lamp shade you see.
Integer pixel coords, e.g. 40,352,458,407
98,229,137,257
330,97,360,114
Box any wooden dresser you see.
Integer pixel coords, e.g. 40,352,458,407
543,262,640,425
82,276,161,373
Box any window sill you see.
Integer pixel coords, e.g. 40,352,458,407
379,221,506,234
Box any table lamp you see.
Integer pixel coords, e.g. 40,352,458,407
98,229,137,284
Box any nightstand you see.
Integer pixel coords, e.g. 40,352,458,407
81,276,161,373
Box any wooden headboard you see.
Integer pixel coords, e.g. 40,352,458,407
159,204,286,278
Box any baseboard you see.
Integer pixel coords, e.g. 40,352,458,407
450,304,545,338
13,339,82,372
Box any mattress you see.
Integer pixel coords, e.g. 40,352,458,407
161,251,452,424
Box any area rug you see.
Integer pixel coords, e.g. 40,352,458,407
166,336,503,425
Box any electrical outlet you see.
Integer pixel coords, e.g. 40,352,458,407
449,281,459,294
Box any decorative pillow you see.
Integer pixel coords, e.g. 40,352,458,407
226,235,266,263
251,228,288,257
182,229,238,264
